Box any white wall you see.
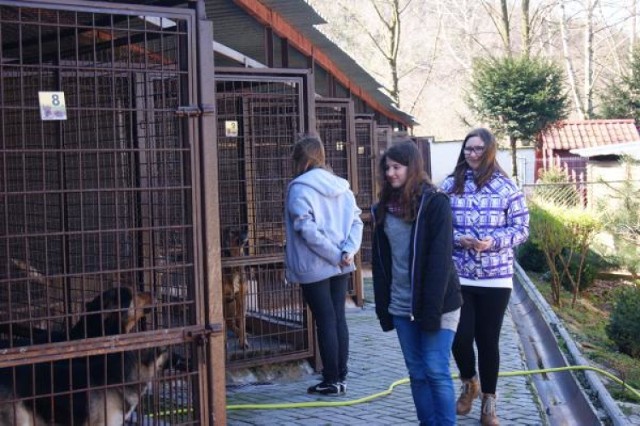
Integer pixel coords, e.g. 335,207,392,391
429,140,536,186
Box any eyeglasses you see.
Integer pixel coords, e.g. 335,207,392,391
463,146,485,155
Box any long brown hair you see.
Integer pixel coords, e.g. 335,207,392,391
376,140,434,224
291,135,331,177
450,128,507,194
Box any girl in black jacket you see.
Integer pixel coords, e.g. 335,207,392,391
372,140,462,426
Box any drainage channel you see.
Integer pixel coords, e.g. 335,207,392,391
511,264,629,426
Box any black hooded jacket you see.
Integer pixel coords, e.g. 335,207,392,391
371,188,462,332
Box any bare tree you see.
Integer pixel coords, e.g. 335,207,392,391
558,0,585,118
480,0,513,55
308,0,640,137
308,0,441,115
631,0,638,54
583,0,598,117
522,0,531,56
316,0,415,107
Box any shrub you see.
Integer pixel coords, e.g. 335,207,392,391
607,284,640,359
557,250,598,292
517,240,547,273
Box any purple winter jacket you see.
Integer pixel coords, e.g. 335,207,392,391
441,171,529,281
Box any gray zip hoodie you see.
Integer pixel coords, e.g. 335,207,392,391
284,168,363,284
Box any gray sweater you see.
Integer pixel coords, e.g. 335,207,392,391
285,168,363,284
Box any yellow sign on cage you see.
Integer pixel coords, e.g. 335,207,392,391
225,120,239,137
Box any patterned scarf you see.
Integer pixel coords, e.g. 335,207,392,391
386,191,407,218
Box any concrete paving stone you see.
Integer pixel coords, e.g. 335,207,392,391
226,304,545,425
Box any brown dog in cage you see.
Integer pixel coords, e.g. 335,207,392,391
222,228,250,350
7,258,153,343
0,347,170,426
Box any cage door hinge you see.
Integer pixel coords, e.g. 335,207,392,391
175,104,215,117
187,323,223,346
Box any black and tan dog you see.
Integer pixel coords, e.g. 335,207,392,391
86,348,170,425
222,228,250,350
6,259,153,343
0,261,158,425
0,347,169,425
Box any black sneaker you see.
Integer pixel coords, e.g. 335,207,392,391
307,381,341,395
338,381,347,394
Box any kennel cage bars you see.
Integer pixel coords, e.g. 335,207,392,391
315,98,364,305
0,1,221,424
354,115,377,267
215,68,318,369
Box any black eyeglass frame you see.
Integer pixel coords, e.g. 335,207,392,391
463,146,486,155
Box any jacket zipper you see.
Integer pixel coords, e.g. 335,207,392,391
409,193,427,321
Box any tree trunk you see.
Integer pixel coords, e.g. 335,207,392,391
583,0,597,118
480,0,511,55
559,0,585,118
522,0,531,57
501,0,512,55
510,135,519,186
631,0,637,65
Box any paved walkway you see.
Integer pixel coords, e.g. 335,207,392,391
226,301,545,425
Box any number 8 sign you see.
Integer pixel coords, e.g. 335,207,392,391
38,91,67,121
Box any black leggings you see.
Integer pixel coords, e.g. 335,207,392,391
452,286,511,394
301,273,350,383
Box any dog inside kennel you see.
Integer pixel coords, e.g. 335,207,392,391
215,71,314,368
0,2,208,424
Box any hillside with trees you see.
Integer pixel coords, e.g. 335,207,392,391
307,0,639,141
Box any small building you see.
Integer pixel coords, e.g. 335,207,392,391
537,119,640,181
570,141,640,209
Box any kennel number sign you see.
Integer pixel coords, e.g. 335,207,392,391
225,120,238,137
38,91,67,121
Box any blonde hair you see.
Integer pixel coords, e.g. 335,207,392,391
292,136,329,176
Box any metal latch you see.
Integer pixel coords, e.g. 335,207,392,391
175,104,216,117
186,323,224,346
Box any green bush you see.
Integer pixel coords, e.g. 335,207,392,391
517,240,548,273
607,284,640,359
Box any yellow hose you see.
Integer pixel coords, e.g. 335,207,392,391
224,365,640,410
149,365,639,416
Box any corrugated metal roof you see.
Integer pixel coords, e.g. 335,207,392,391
208,0,415,126
540,119,640,150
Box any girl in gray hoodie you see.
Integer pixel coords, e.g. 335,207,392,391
285,136,363,396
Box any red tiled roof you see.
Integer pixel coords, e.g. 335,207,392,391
540,119,640,150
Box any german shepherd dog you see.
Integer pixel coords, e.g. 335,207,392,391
222,228,250,350
0,347,169,425
0,261,158,425
6,259,153,343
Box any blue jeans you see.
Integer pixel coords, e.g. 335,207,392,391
393,315,456,426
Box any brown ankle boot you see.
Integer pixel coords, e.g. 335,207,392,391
481,393,500,425
456,376,480,415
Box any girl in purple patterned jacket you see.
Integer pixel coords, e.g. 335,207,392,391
441,128,529,426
